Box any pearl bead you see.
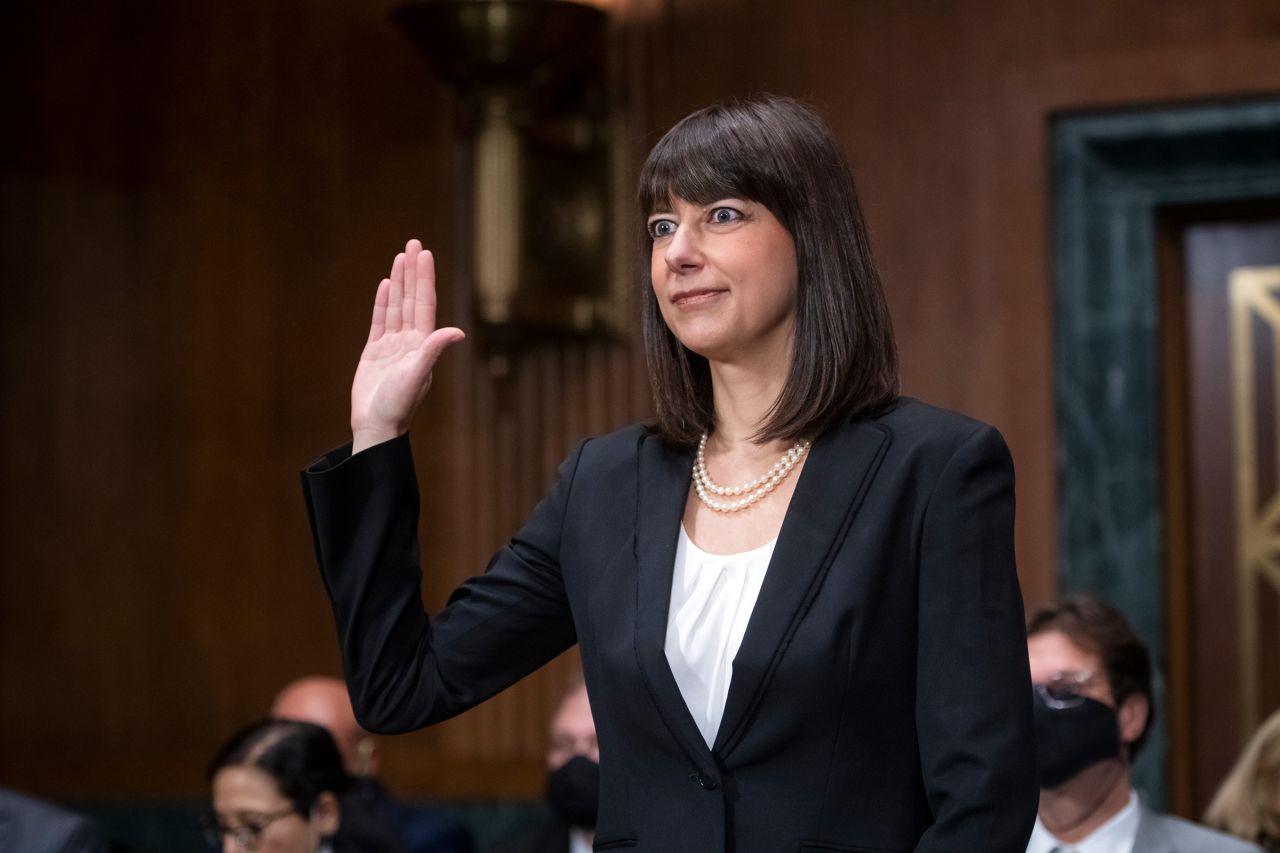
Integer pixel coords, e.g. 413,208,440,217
692,432,811,513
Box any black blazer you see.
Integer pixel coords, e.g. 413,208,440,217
303,398,1038,853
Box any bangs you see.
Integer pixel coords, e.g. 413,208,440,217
637,101,784,221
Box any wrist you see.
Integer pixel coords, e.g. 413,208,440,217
351,427,403,455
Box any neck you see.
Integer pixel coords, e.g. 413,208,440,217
1037,758,1132,843
707,358,790,448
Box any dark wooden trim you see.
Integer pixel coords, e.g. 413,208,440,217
1155,211,1196,818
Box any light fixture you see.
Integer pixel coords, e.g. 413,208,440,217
394,0,618,342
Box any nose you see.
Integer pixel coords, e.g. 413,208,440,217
662,223,703,275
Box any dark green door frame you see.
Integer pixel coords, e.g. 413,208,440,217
1052,98,1280,807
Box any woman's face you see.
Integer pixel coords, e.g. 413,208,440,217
648,195,798,367
211,766,331,853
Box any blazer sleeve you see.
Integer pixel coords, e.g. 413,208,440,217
301,434,582,733
912,424,1038,852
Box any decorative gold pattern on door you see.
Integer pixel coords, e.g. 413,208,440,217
1230,265,1280,735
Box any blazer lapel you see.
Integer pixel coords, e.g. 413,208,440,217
632,432,717,770
712,416,891,757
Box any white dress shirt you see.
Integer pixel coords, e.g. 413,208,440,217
664,525,777,747
1026,788,1140,853
569,828,593,853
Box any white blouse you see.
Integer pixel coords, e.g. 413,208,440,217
664,525,778,747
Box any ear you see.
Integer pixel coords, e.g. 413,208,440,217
354,737,380,777
310,791,341,838
1117,693,1150,748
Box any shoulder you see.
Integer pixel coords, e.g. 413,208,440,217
871,396,1002,447
0,789,108,852
857,396,1011,474
1140,807,1264,853
577,422,653,463
570,421,674,481
542,422,658,512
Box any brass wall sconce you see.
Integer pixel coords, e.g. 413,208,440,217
393,0,622,344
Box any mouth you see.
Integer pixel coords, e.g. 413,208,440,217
670,288,727,306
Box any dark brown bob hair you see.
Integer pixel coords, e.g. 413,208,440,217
638,94,898,447
1028,595,1155,759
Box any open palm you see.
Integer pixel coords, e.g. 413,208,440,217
351,239,465,453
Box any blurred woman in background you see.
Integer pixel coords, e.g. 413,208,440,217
207,718,400,853
1206,708,1280,851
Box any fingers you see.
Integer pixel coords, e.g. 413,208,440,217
368,278,391,344
386,251,406,332
415,248,436,332
376,239,438,338
403,239,421,330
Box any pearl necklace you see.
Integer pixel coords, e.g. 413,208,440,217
692,432,811,513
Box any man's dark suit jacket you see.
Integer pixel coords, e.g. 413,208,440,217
355,778,475,853
303,398,1038,852
0,789,111,853
1134,802,1264,853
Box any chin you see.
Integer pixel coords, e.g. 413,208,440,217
675,338,731,364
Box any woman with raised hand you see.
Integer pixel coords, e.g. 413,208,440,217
303,94,1037,852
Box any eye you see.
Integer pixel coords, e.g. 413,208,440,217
647,218,677,239
709,206,743,224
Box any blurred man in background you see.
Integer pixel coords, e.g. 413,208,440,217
1026,597,1259,853
272,676,474,853
489,678,598,853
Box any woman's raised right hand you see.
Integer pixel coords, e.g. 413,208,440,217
350,239,465,454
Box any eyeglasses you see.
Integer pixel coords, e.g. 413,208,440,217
1033,669,1096,709
201,807,298,850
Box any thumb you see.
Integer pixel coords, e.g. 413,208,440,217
420,327,466,370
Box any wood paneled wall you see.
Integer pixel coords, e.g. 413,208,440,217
4,0,1280,801
626,0,1280,617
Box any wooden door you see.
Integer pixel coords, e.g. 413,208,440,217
1161,207,1280,816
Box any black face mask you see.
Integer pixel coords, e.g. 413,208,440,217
547,755,599,829
1033,688,1122,789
